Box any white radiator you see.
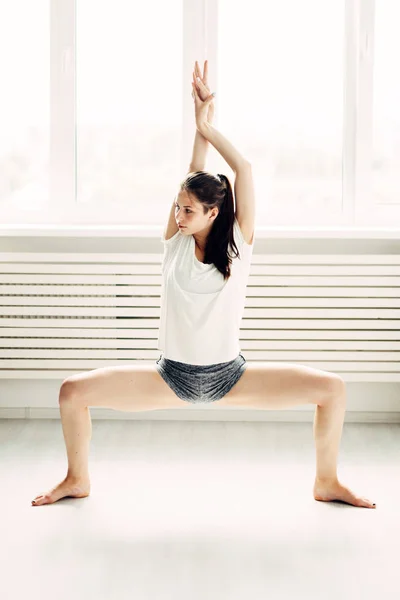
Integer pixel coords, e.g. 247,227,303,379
0,252,399,382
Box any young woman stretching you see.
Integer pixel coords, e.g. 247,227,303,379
32,60,376,509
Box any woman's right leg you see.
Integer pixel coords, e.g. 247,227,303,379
31,363,191,506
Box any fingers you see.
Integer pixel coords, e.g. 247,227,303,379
195,60,201,79
203,59,208,85
192,69,203,99
194,60,209,87
192,71,200,100
195,74,207,92
192,60,210,98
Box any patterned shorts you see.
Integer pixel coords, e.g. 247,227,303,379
155,353,247,404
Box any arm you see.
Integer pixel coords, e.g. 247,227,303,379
199,122,255,245
189,128,210,172
197,122,250,173
189,60,214,172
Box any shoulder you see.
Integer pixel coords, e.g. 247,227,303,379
161,228,182,248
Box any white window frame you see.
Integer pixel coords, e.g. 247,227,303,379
1,0,399,232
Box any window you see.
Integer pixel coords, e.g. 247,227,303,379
0,0,49,211
218,0,345,227
76,0,182,223
1,0,398,229
372,0,400,208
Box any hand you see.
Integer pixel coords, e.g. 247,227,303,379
192,81,215,133
191,60,215,124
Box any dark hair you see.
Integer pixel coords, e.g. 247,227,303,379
179,171,240,280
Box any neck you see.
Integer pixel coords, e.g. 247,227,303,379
193,235,207,251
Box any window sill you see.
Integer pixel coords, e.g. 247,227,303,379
0,224,400,240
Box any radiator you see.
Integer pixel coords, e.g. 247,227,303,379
0,252,399,381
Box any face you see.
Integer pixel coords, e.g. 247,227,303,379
175,189,218,237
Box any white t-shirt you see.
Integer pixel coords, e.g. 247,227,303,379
157,217,254,365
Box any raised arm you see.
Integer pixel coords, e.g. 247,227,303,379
189,129,210,173
189,61,213,172
197,121,250,173
191,61,255,243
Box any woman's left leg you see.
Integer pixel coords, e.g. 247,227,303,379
217,361,376,509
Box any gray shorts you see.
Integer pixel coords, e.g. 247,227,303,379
155,353,247,404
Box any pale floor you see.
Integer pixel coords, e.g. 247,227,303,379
1,418,399,600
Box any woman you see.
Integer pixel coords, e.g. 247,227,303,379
32,61,375,509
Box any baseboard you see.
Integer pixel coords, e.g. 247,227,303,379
0,406,400,423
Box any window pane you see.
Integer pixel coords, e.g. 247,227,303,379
77,0,182,222
0,1,49,210
218,0,344,224
372,0,400,205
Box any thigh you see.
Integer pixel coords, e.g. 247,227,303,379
217,361,343,409
61,364,192,411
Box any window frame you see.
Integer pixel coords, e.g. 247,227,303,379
1,0,399,229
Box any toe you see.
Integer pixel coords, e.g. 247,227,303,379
360,498,376,508
32,495,45,506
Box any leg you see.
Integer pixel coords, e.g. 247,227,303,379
312,381,376,508
218,361,376,509
31,364,191,506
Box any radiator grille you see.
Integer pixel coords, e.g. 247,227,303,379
1,252,399,381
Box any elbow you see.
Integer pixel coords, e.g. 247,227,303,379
234,159,252,173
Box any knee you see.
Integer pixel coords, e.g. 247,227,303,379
324,374,346,405
59,378,79,403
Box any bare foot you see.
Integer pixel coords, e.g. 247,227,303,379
313,478,376,509
31,477,90,506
